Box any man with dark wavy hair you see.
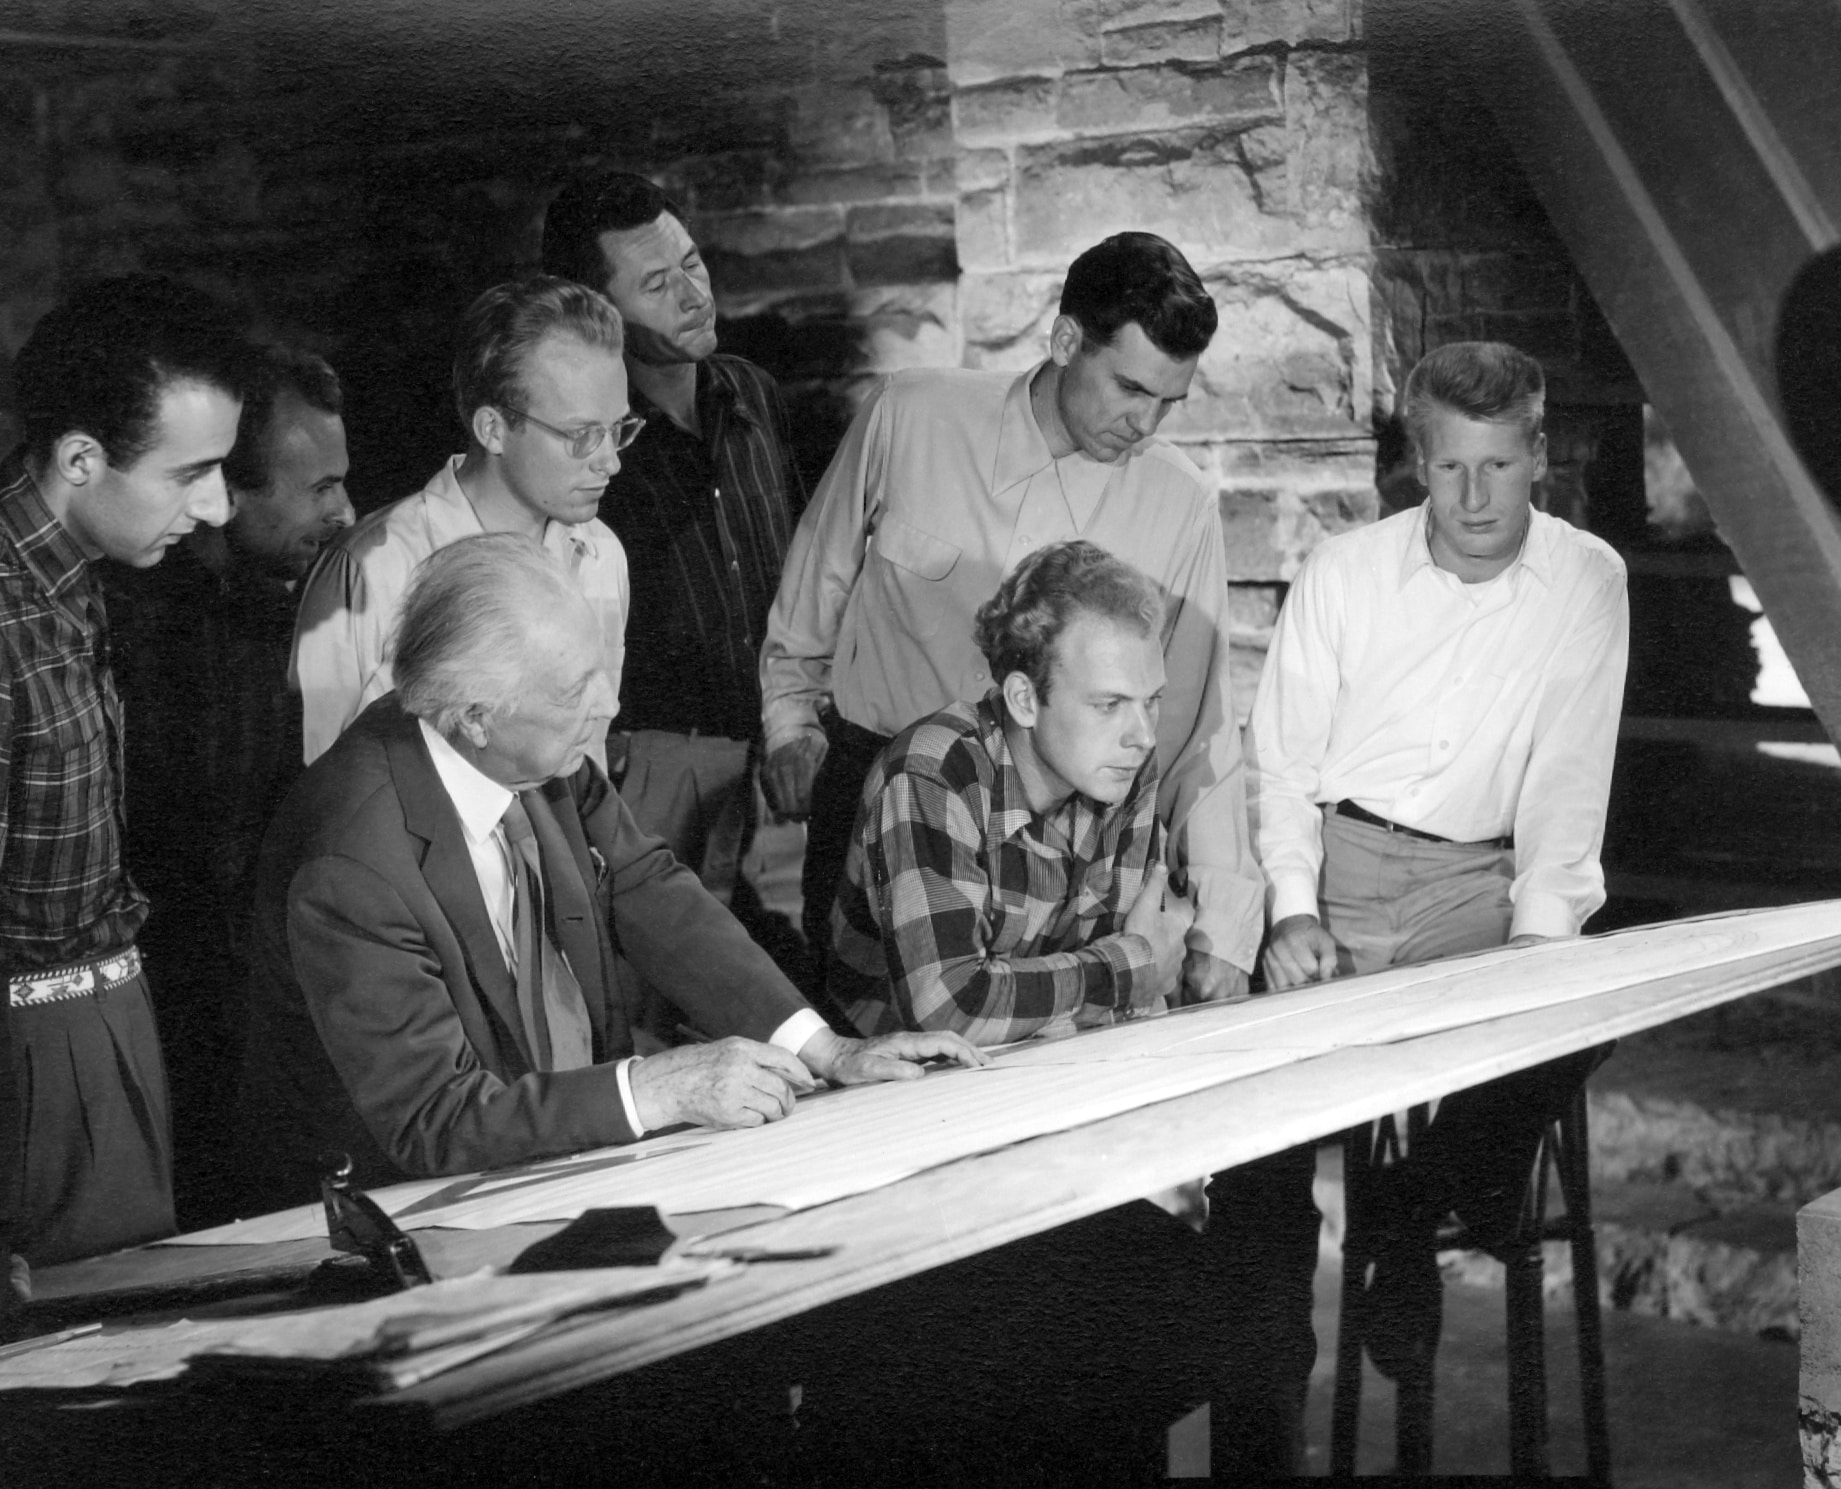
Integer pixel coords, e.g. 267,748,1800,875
1,274,250,1264
764,232,1263,1023
541,171,805,973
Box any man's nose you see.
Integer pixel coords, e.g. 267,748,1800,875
1127,400,1159,438
326,488,355,530
191,471,232,527
1458,471,1488,512
585,669,620,724
1122,702,1155,750
587,438,623,478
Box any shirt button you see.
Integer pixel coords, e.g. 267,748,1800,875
1452,675,1463,685
1018,534,1032,547
1438,740,1449,750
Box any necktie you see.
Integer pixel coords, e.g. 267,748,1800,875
499,796,594,1071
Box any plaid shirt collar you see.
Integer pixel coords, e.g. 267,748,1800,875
0,454,96,618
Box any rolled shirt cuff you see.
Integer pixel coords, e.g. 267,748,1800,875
615,1055,645,1138
770,1008,830,1055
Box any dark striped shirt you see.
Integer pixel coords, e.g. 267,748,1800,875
830,692,1164,1045
601,354,804,739
0,454,147,968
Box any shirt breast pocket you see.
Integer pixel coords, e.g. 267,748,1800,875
871,515,961,638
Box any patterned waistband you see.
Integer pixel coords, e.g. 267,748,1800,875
9,946,142,1008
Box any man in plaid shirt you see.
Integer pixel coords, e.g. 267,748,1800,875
817,541,1318,1478
830,539,1190,1042
1,276,250,1266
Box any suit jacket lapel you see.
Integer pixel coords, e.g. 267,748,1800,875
386,710,534,1072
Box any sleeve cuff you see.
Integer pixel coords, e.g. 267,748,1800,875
1097,932,1157,1008
1185,866,1268,974
769,1008,830,1055
615,1055,645,1138
1267,874,1323,928
1510,894,1583,941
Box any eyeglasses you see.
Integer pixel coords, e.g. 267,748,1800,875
503,406,647,460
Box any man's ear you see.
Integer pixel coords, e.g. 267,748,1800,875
471,405,507,455
1001,669,1039,728
1047,315,1085,369
455,702,492,750
51,431,106,488
1530,430,1548,483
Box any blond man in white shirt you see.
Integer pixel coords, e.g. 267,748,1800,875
1246,340,1628,1374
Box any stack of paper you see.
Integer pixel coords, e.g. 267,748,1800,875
0,1265,728,1394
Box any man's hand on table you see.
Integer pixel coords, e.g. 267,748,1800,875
630,1037,817,1132
762,733,827,821
1123,862,1195,1002
796,1027,989,1086
1263,913,1342,990
1178,948,1249,1005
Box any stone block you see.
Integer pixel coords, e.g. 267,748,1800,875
847,234,960,288
845,201,958,285
1460,252,1577,317
1058,58,1279,134
956,187,1010,271
703,241,849,297
850,282,961,373
1805,1188,1841,1456
697,207,844,258
1100,0,1222,25
1227,0,1354,48
669,151,778,213
776,162,926,207
946,0,1105,87
954,147,1013,194
1011,129,1268,264
788,83,893,168
1165,260,1373,443
1100,17,1224,67
954,76,1060,144
1285,49,1370,232
847,201,955,241
958,270,1062,360
871,61,955,162
1227,581,1281,638
1219,490,1278,581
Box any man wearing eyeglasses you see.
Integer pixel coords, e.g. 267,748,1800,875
293,276,642,765
540,172,807,979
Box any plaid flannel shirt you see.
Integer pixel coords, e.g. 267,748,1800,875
830,692,1164,1045
0,454,148,969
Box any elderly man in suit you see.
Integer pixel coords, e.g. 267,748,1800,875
239,534,978,1212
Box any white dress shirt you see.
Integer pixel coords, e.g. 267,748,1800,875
295,457,630,764
419,722,827,1136
1246,503,1629,940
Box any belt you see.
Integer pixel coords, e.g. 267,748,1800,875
1333,800,1513,852
9,946,143,1008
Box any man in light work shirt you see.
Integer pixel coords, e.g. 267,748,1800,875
540,172,804,960
1,275,249,1263
294,277,633,765
1246,339,1629,1368
816,541,1318,1479
763,232,1262,1008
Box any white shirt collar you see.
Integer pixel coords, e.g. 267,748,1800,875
419,718,514,844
